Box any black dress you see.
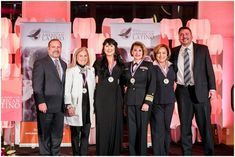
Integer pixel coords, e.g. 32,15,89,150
93,60,124,155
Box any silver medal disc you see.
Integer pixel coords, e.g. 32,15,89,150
82,88,87,93
108,77,114,83
163,78,169,84
130,78,135,84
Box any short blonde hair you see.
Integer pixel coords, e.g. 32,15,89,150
130,41,148,58
153,44,171,61
69,47,90,68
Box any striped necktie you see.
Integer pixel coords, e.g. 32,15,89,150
54,59,62,80
184,48,191,86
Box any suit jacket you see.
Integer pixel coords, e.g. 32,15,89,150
33,55,67,113
64,65,96,127
153,64,176,104
171,42,216,103
124,60,156,106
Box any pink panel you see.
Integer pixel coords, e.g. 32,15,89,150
160,18,182,39
87,48,97,66
1,18,12,37
89,128,96,144
1,35,11,52
2,64,21,78
222,37,234,127
70,33,81,53
186,19,211,41
198,2,234,37
73,18,96,39
206,34,223,55
1,48,9,70
160,36,169,46
14,16,29,37
170,125,180,143
22,1,70,22
15,48,21,67
9,33,20,53
87,33,107,54
170,103,180,129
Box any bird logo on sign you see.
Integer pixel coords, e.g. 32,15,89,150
118,27,132,39
27,28,41,40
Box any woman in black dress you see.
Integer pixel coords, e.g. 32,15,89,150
93,38,125,155
150,44,176,155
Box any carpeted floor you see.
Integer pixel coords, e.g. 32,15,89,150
8,142,233,156
2,121,234,156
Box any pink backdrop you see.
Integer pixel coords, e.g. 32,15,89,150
22,1,70,22
198,1,234,128
1,1,233,146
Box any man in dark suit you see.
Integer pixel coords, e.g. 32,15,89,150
32,39,67,155
171,27,216,155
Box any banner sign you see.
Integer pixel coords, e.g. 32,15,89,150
21,22,71,122
1,79,22,121
111,23,160,62
19,122,71,147
111,23,160,48
20,22,71,147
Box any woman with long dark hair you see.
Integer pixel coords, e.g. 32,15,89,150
93,38,125,155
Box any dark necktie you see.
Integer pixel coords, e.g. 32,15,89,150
132,63,138,73
82,72,86,85
54,59,61,80
184,48,191,85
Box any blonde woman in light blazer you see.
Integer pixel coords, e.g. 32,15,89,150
64,47,96,155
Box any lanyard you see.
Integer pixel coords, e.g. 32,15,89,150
78,66,88,87
130,60,143,77
108,61,116,75
154,60,171,77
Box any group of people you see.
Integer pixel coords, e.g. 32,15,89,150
32,26,216,156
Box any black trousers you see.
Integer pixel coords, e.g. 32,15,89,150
37,111,64,156
150,103,174,155
127,105,149,155
70,124,91,155
175,85,214,155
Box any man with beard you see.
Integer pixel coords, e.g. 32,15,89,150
171,27,216,155
32,39,67,155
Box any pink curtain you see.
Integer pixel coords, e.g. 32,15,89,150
160,18,182,40
186,19,211,44
73,17,96,39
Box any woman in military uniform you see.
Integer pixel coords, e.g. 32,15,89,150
124,41,156,155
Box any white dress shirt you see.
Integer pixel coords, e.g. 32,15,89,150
176,42,195,86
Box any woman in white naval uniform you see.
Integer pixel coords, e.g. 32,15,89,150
64,47,96,155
